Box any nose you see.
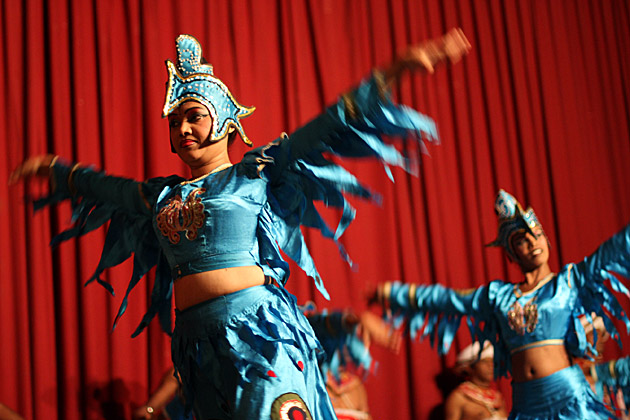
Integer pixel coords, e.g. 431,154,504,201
524,232,537,246
178,120,192,137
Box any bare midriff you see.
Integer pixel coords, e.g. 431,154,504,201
174,265,266,310
511,344,571,382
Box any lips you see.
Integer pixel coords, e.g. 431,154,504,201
531,249,542,256
179,139,197,148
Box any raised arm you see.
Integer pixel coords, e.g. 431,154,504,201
569,223,630,346
574,223,630,286
263,28,471,171
382,27,471,85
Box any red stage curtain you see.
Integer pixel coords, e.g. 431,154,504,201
1,1,629,419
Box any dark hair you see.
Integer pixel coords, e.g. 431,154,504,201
227,130,238,146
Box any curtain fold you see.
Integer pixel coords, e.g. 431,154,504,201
1,1,629,419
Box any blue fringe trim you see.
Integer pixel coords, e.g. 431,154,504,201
305,310,374,381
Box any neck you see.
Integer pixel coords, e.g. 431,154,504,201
522,264,552,286
470,376,491,389
189,152,231,179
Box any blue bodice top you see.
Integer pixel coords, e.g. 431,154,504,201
153,166,269,279
488,269,577,352
385,224,630,377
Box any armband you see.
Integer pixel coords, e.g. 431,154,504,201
372,69,389,102
49,155,59,192
408,284,417,309
68,163,82,196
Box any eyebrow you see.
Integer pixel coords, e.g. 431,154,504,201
183,106,206,114
168,106,206,118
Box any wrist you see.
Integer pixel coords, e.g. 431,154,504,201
380,282,392,308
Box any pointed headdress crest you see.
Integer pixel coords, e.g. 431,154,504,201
162,34,255,145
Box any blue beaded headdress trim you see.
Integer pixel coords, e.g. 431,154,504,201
487,189,545,260
162,34,255,146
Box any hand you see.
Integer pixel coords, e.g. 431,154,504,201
365,284,380,307
8,154,57,185
357,311,402,354
132,405,154,419
384,27,471,83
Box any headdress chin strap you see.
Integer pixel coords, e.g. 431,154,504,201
486,189,547,261
162,34,255,146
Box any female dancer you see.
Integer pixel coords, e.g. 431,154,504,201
373,189,630,419
10,31,470,419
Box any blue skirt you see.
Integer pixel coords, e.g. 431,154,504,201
171,284,337,420
510,365,614,419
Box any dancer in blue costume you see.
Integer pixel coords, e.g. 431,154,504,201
10,30,470,419
593,357,630,419
372,189,630,419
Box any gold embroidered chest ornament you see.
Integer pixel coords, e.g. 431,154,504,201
507,293,539,335
156,188,206,244
506,273,555,335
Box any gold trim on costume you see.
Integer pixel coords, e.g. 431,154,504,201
609,360,616,379
49,155,59,193
372,70,389,102
68,163,82,195
180,163,233,185
514,272,556,298
510,339,564,354
156,188,206,244
341,92,358,120
381,282,392,309
408,284,417,309
455,288,476,296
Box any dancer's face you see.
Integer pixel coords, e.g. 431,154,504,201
510,227,549,271
168,101,222,167
471,358,494,384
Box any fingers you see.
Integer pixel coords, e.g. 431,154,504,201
442,27,472,64
8,155,54,185
9,158,41,185
388,329,403,354
416,49,435,74
365,284,381,306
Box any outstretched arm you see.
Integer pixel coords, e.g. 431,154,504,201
373,281,489,318
10,155,181,335
367,281,497,359
10,155,178,216
259,27,471,174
